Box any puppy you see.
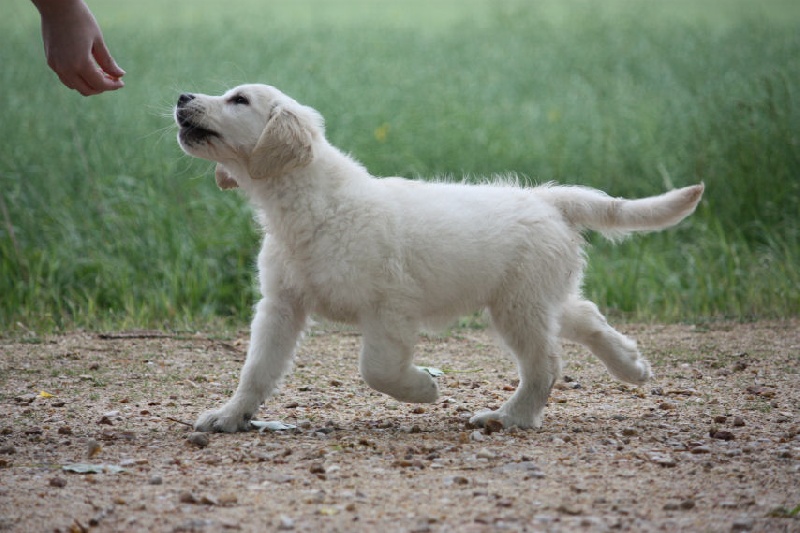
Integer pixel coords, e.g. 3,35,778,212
175,84,703,432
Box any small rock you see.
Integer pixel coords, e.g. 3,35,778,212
557,503,584,516
470,430,485,442
86,439,102,459
49,477,67,488
680,499,696,510
714,415,727,424
776,447,793,459
14,394,36,404
731,518,754,531
179,491,198,504
58,426,72,435
484,419,504,435
647,452,677,467
97,416,114,426
187,432,209,448
218,493,238,506
732,416,746,427
148,475,163,485
745,386,775,398
710,430,735,441
277,516,295,530
476,448,497,460
0,445,16,455
659,401,677,410
690,446,712,454
199,495,219,506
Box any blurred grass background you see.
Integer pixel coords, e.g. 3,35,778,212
1,0,798,332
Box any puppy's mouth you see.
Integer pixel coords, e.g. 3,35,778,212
176,108,220,145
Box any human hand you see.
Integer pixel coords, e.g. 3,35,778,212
34,0,125,96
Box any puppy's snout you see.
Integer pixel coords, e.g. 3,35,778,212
177,93,195,108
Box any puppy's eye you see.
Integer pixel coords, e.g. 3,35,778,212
229,94,249,105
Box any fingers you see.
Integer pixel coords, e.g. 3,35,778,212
57,64,123,97
62,59,124,97
92,40,126,80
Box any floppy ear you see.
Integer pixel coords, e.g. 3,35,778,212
248,105,313,180
214,164,239,190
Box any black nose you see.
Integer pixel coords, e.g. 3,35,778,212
177,93,195,107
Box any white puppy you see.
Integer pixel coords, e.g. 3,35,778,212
175,84,704,433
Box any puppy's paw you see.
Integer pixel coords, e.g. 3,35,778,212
469,408,542,430
631,358,653,385
405,369,440,403
194,406,254,433
611,357,653,386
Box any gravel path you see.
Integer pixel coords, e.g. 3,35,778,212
1,320,798,532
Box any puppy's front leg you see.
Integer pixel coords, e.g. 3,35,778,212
195,294,306,432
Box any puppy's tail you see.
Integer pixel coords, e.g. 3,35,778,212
538,183,704,239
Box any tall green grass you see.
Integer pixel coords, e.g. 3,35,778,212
1,0,798,331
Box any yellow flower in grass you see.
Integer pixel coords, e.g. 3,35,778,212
374,122,390,142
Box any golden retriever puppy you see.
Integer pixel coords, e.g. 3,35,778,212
175,84,703,433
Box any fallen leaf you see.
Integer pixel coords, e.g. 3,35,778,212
251,420,297,432
62,463,125,475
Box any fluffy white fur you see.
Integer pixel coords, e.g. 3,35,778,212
175,84,704,432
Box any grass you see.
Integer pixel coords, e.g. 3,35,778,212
1,0,798,332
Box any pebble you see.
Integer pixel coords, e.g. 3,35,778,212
647,452,677,467
484,419,504,434
179,491,198,504
690,446,712,454
731,518,754,531
476,448,497,460
470,430,485,442
710,430,735,441
86,439,102,458
148,475,163,485
187,432,209,448
277,516,295,530
49,477,67,488
218,493,238,506
663,499,695,511
733,416,745,427
0,445,15,455
557,503,584,516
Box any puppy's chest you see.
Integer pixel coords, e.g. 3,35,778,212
279,242,374,324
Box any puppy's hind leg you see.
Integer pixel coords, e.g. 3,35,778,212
560,298,651,385
195,293,307,432
471,303,562,430
359,316,439,404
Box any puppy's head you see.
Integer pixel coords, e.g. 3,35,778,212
175,84,323,186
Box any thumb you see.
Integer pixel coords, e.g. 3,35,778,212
92,40,125,78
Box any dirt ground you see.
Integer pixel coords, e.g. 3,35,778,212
1,319,798,532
